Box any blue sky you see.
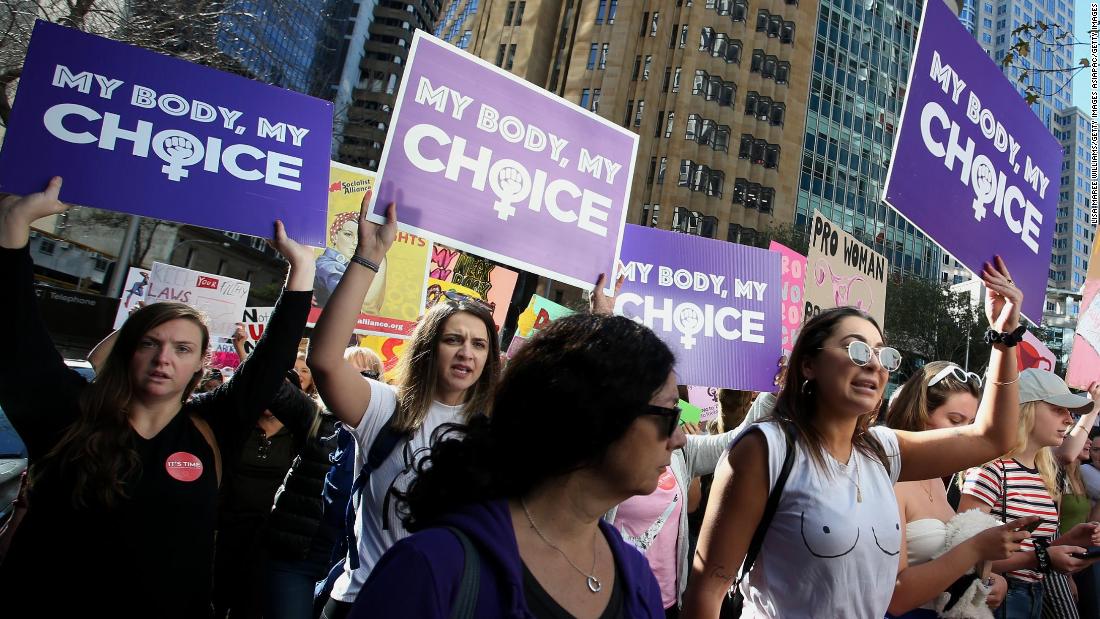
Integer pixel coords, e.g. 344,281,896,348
1071,0,1095,112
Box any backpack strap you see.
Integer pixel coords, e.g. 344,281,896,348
729,423,796,597
443,526,480,619
345,406,407,570
189,414,222,487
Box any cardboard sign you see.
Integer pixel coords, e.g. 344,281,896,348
309,162,432,337
426,243,519,331
0,21,332,245
804,210,887,325
113,266,151,329
1018,330,1056,373
686,385,722,424
615,224,782,391
145,262,249,338
770,241,807,355
368,31,637,291
883,0,1057,321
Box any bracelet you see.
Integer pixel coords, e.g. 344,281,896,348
1034,538,1052,574
990,376,1021,386
350,254,380,272
983,325,1027,347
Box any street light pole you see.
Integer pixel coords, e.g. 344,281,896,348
107,215,141,298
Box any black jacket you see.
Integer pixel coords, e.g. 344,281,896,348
264,382,342,560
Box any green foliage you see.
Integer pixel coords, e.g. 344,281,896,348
883,275,990,378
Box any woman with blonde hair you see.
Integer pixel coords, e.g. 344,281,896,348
959,369,1100,619
308,198,501,619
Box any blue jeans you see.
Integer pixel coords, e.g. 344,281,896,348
264,541,334,619
994,578,1043,619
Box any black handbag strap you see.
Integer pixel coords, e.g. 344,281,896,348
733,423,797,590
444,526,480,619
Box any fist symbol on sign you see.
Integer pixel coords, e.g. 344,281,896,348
152,130,206,182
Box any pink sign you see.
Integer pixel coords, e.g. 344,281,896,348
686,386,721,424
769,241,807,355
1017,330,1056,373
1068,279,1100,389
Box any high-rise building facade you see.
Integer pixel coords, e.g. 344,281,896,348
1050,106,1096,288
336,1,444,169
213,0,355,97
963,0,1075,132
437,0,819,245
794,0,943,279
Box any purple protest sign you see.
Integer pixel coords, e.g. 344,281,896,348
368,31,638,291
614,225,783,391
0,21,332,246
883,0,1058,321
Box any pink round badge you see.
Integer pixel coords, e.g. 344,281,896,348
165,452,204,482
657,467,676,491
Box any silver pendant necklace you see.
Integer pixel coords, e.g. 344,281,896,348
521,499,602,593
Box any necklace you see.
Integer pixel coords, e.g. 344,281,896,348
920,480,935,503
521,499,602,593
847,455,863,503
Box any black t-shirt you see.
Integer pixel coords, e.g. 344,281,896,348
522,561,624,619
0,244,310,618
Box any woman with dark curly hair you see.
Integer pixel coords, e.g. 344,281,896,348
350,312,684,618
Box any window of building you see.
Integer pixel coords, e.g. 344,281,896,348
587,44,598,70
664,111,676,138
596,0,606,24
600,43,609,69
591,88,601,111
505,44,516,69
651,12,660,36
580,88,590,109
642,55,652,79
634,100,645,126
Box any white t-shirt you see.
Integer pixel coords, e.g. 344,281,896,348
736,422,903,619
330,381,466,602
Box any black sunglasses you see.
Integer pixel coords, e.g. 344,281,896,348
360,369,380,380
643,404,683,438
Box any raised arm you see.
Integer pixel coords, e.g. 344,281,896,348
1054,385,1100,465
895,257,1022,482
0,177,88,458
308,197,396,428
680,430,769,619
194,220,313,450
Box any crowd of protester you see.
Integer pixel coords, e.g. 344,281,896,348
1,179,1098,618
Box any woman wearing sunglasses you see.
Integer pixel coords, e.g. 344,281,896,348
683,257,1029,619
350,313,681,618
307,198,501,619
884,361,1037,618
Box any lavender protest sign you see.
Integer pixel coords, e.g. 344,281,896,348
0,21,332,246
883,0,1058,321
368,31,638,291
614,225,782,391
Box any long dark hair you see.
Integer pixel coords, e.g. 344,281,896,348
391,299,500,433
34,302,210,509
398,313,675,531
773,306,891,474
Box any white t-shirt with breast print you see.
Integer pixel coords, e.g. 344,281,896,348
330,381,467,603
735,422,903,619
